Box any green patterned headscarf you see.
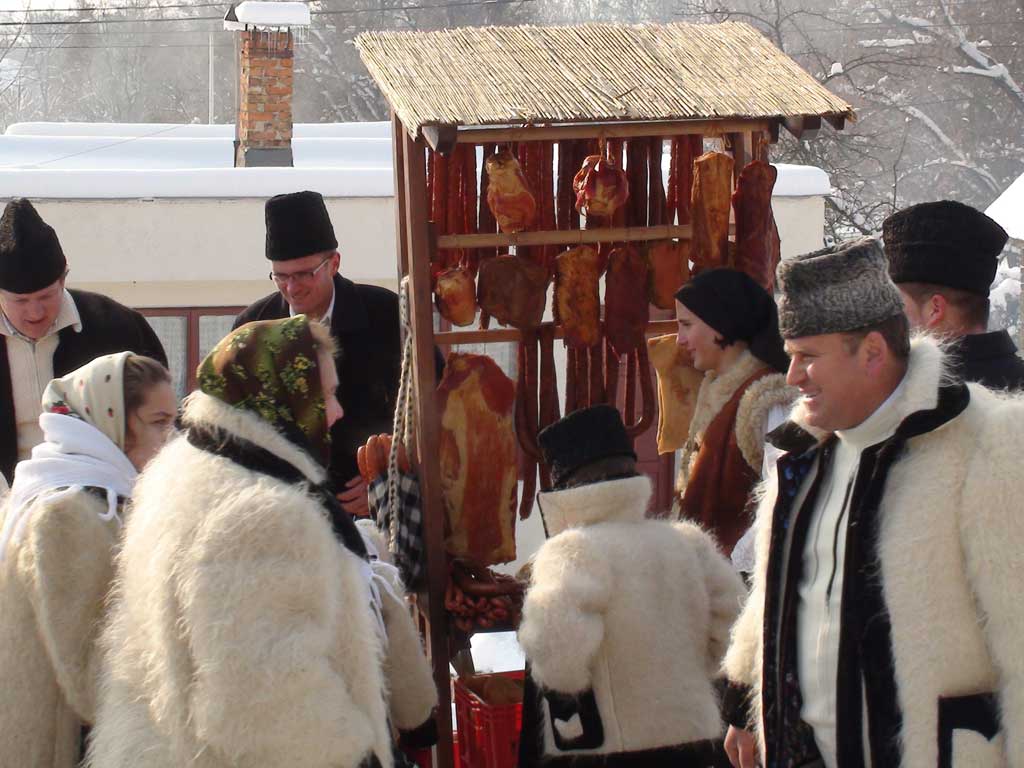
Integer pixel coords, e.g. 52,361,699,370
197,315,332,465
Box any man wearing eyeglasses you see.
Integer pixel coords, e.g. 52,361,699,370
233,190,405,517
0,198,168,486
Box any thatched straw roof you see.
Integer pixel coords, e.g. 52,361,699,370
356,22,855,133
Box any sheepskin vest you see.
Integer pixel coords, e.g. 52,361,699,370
0,488,120,768
723,337,1024,768
677,352,791,555
87,393,393,768
519,475,746,767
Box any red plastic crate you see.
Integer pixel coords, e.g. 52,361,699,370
453,671,524,768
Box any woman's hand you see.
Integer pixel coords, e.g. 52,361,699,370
724,726,759,768
337,475,370,518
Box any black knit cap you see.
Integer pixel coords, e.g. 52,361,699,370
675,269,789,373
883,200,1008,296
0,199,67,294
265,190,339,262
538,404,637,490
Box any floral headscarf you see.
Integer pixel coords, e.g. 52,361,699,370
197,315,332,464
42,351,132,451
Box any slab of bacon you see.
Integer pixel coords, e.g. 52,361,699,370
438,354,518,566
477,254,548,329
485,149,537,234
732,160,781,291
573,154,629,218
647,334,704,455
554,245,602,349
646,240,691,310
690,151,734,272
605,246,650,358
435,267,477,327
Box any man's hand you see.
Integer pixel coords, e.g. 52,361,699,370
337,475,370,518
724,726,759,768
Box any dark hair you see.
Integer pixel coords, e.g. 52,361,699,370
841,314,911,360
562,456,639,489
900,281,990,329
123,355,172,413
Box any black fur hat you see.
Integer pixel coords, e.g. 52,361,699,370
0,199,67,294
883,200,1008,296
538,404,637,490
265,190,338,262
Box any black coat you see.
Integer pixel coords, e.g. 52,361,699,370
949,329,1024,391
0,289,168,483
233,274,406,490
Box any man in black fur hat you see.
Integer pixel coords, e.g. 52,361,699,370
883,200,1024,389
0,198,167,484
233,190,405,515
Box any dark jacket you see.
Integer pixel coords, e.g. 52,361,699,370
0,289,167,484
233,274,405,490
949,329,1024,391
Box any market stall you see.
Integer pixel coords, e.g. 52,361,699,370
356,21,854,768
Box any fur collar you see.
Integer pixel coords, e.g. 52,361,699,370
687,351,768,446
181,392,326,485
735,374,797,470
789,334,950,442
538,475,652,537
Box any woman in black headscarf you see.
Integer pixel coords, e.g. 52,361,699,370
673,269,795,564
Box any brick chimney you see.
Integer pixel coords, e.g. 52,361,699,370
224,2,310,167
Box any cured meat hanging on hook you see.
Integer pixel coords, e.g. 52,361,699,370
691,150,734,273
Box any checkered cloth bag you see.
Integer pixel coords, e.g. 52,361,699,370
367,471,424,586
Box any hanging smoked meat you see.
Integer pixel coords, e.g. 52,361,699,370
691,151,734,273
435,267,477,327
648,334,704,455
666,135,702,226
605,246,649,358
732,160,780,291
477,254,548,329
554,245,602,349
438,354,518,566
573,154,629,218
486,149,537,234
646,240,691,310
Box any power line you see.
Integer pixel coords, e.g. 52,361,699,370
0,0,534,25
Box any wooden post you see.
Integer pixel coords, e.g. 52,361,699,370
400,127,455,768
392,112,410,278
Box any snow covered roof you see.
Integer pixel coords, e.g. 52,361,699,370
224,1,309,30
0,122,830,200
987,173,1023,241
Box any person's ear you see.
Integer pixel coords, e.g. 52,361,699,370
861,331,888,375
925,293,947,330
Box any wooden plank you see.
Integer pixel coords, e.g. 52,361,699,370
453,118,773,144
825,114,846,131
423,123,458,155
783,115,822,140
401,128,456,768
438,223,696,250
391,112,410,277
436,319,678,346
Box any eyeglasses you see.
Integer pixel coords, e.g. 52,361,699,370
269,257,332,287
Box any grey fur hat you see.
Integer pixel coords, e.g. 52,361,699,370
777,237,904,339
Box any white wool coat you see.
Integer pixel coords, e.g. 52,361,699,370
518,475,745,761
0,488,119,768
87,393,393,768
724,337,1024,767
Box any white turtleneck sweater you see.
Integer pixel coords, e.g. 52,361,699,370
797,376,908,768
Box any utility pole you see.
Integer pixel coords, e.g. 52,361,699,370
208,31,215,124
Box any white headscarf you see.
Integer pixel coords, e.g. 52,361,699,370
1,352,138,560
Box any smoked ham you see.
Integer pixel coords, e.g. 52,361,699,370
554,245,602,348
477,254,548,329
573,154,629,218
604,246,649,357
646,240,691,310
485,149,537,234
438,354,518,566
732,160,779,291
648,334,704,455
691,151,734,272
435,267,477,327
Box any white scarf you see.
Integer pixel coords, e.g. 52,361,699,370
357,525,405,651
0,412,137,560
